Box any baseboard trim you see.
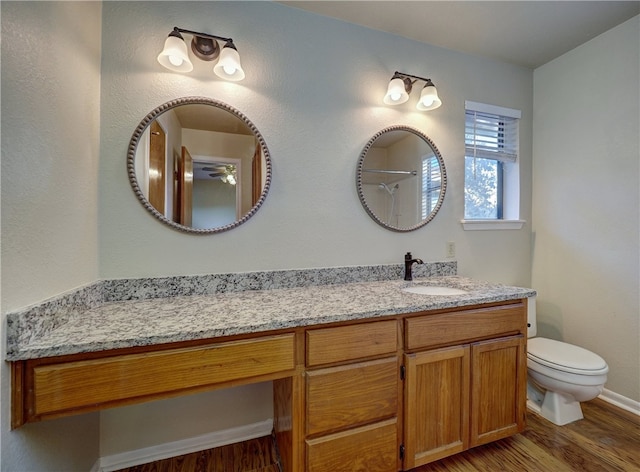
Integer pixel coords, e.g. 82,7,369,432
94,418,274,472
88,389,638,471
599,388,640,416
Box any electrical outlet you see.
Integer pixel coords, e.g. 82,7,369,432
446,241,456,258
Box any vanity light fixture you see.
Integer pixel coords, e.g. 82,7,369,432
157,27,245,81
383,71,442,111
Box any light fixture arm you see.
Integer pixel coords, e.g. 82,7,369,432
171,27,234,45
392,71,433,86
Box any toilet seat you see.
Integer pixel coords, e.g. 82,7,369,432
528,337,608,375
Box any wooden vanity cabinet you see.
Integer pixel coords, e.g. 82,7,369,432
304,320,401,472
402,302,527,470
11,299,527,472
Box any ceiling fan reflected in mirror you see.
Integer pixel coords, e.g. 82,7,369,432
195,163,237,185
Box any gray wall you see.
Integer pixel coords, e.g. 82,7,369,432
1,2,102,470
532,16,640,403
98,1,533,284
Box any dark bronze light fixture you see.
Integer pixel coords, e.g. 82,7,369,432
383,71,442,110
157,27,245,81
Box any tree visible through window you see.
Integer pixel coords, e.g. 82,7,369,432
464,102,520,220
465,157,502,219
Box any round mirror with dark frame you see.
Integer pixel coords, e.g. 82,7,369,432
356,126,446,232
127,97,272,234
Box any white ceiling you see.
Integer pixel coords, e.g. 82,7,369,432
280,1,640,68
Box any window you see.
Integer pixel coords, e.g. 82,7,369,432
421,155,441,219
464,101,521,223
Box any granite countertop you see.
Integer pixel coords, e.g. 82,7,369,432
6,274,535,361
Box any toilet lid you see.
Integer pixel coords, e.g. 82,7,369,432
528,337,608,375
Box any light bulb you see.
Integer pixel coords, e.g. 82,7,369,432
213,43,245,81
157,33,193,72
420,97,435,107
383,77,410,105
416,82,442,111
169,55,183,67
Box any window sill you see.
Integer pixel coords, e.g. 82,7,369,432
461,219,526,231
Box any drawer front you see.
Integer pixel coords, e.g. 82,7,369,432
33,334,295,416
306,320,397,367
405,303,525,351
306,418,398,472
306,357,398,436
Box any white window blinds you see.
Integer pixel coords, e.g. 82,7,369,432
421,155,440,219
465,101,521,163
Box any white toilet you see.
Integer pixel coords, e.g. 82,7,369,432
526,296,608,425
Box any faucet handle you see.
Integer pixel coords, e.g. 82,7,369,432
405,252,412,260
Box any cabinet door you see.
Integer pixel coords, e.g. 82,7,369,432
403,345,470,469
470,335,526,447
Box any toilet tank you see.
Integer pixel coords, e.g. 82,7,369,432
527,295,537,338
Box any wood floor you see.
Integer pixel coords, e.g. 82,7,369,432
115,434,281,472
116,399,639,472
413,399,640,472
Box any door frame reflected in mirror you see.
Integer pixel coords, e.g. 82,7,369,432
191,154,242,228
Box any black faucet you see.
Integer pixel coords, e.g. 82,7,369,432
404,252,424,281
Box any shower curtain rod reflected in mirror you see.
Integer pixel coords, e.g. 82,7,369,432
363,169,417,175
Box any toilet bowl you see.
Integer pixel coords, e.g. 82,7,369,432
526,297,608,426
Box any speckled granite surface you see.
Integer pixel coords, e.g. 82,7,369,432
5,262,535,361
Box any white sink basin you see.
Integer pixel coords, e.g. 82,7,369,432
402,285,468,296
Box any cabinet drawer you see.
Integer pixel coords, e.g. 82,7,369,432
32,334,295,416
306,357,398,436
306,320,397,367
405,303,525,351
306,418,398,472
